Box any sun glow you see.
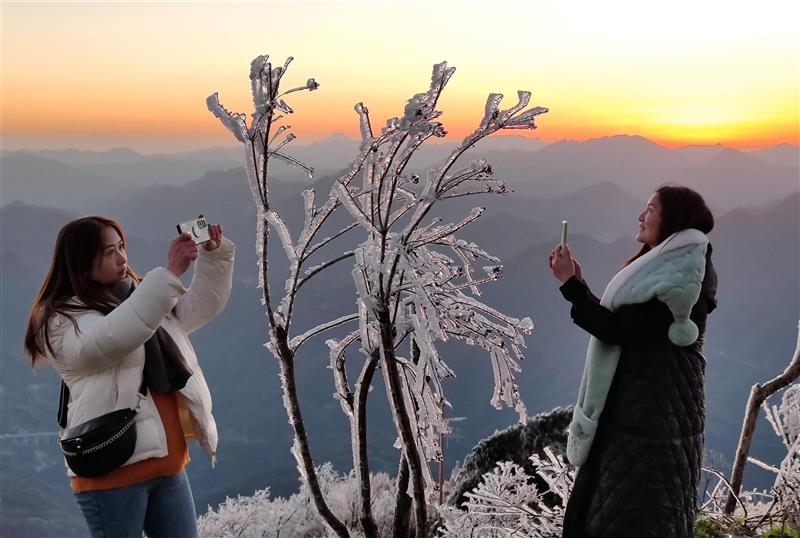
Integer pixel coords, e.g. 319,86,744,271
2,1,797,152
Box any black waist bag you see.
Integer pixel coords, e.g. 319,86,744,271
57,375,146,478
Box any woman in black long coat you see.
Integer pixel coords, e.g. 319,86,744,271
549,184,718,538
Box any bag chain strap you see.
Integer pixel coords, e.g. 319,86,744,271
60,415,137,456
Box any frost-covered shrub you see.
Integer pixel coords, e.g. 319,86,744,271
448,406,571,507
198,464,411,537
438,447,573,537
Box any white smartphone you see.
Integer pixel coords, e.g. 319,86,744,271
176,217,211,244
560,220,568,248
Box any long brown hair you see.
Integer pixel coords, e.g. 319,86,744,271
622,184,715,268
24,216,139,365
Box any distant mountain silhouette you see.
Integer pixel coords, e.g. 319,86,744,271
5,136,796,212
0,153,131,210
32,147,146,166
496,136,798,208
0,202,76,276
748,143,800,169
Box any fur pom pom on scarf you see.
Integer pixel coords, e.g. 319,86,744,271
567,228,709,466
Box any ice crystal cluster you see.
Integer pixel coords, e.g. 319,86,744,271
438,447,573,537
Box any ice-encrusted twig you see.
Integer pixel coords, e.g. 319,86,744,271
289,313,359,352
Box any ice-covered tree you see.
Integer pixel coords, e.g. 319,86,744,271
207,54,547,537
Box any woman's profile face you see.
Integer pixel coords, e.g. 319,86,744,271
90,226,128,286
636,193,662,247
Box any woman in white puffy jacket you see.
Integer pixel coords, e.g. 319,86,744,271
24,214,235,538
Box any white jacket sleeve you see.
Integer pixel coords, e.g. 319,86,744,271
57,267,186,374
173,236,235,336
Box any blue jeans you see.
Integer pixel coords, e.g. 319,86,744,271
74,470,198,538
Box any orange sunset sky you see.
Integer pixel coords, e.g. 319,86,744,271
2,0,798,153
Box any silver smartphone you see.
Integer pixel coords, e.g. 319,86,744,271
560,220,568,248
176,217,211,244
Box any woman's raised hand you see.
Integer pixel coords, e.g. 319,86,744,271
573,258,583,281
197,213,224,252
548,243,577,284
167,233,199,278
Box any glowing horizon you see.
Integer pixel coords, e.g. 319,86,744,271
2,1,798,153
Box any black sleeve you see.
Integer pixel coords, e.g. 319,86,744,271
578,277,602,303
559,276,675,345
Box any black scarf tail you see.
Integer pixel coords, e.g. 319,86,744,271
113,278,192,394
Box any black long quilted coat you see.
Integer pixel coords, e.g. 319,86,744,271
560,248,718,538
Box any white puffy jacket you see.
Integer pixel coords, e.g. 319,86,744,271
46,237,235,476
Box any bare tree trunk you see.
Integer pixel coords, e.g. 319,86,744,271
353,353,380,538
393,456,413,538
377,308,427,538
273,331,351,537
724,322,800,514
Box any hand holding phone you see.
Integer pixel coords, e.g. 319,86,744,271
167,234,199,278
177,217,211,245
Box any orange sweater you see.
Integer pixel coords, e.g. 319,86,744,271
71,391,190,492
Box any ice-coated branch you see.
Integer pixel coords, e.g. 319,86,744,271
335,181,380,235
377,312,429,538
325,323,382,537
207,93,248,143
725,321,800,514
305,222,359,259
289,313,359,352
327,330,361,417
295,251,356,294
401,87,547,243
354,102,374,146
408,206,485,248
301,188,316,237
352,351,381,538
266,210,297,262
270,150,315,178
